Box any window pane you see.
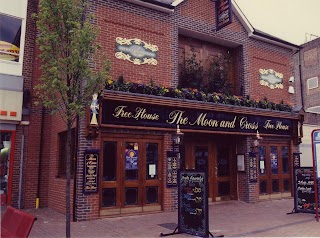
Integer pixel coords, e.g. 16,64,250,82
125,142,138,180
217,148,229,177
103,142,117,181
260,180,267,194
218,182,230,196
282,146,289,174
270,146,278,174
146,186,158,204
258,146,266,174
125,187,138,205
195,146,208,172
102,188,116,207
0,14,22,62
283,179,290,192
146,143,158,180
272,179,279,192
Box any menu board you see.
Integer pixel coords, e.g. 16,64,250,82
83,149,99,194
166,151,179,187
249,152,258,182
178,170,208,237
294,167,316,213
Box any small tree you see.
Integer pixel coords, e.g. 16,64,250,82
34,0,111,237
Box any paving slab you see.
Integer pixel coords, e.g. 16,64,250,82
2,198,320,237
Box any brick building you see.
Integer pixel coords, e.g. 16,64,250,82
293,37,320,166
0,0,39,208
2,0,305,221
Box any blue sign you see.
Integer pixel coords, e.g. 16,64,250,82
311,129,320,222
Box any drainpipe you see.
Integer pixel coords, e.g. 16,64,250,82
298,50,304,108
18,133,24,209
36,106,45,208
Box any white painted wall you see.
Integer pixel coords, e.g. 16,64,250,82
300,124,320,167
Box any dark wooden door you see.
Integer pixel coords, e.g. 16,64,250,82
100,134,163,216
258,143,291,196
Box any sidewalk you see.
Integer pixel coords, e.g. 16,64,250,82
21,198,320,237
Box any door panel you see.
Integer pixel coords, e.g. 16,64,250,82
184,139,236,202
100,135,162,215
258,143,291,197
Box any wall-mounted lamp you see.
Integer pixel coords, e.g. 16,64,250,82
288,76,295,94
253,130,263,148
172,125,184,146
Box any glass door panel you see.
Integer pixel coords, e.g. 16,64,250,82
125,142,139,180
102,142,117,181
258,143,291,196
217,147,231,199
195,146,208,172
101,136,162,215
146,143,158,180
270,146,278,174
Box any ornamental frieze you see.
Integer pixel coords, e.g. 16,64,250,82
259,69,284,89
115,37,158,65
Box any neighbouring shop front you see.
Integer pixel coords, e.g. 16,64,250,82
88,91,300,216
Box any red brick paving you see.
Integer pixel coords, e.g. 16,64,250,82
3,198,320,237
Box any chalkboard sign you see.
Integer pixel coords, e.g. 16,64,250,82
178,170,209,237
294,167,316,213
83,149,99,194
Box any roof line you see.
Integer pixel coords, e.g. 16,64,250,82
122,0,174,13
232,0,300,50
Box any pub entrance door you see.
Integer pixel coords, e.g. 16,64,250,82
100,134,163,216
184,137,237,202
258,142,291,199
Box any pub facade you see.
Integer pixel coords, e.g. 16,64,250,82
29,0,303,220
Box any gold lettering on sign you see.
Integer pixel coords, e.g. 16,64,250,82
189,113,219,127
134,107,159,120
219,116,237,128
275,121,289,130
166,110,189,125
113,106,133,118
240,117,259,130
264,120,289,131
264,120,274,129
112,106,159,121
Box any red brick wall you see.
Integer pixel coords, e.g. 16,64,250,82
21,0,299,219
94,5,174,87
247,44,294,105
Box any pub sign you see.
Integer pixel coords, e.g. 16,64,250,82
102,99,293,136
83,149,99,194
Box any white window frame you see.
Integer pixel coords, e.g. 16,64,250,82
307,77,319,90
0,0,28,76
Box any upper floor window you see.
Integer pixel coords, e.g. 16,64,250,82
0,14,22,62
178,35,235,95
307,76,319,90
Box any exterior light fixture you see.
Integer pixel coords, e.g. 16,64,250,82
172,125,184,146
254,130,263,148
288,76,295,94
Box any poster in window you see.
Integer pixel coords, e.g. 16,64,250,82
125,149,138,170
0,14,22,62
270,153,278,170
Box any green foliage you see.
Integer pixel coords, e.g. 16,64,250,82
179,49,205,89
106,78,293,112
205,54,232,94
34,0,111,124
178,48,232,94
